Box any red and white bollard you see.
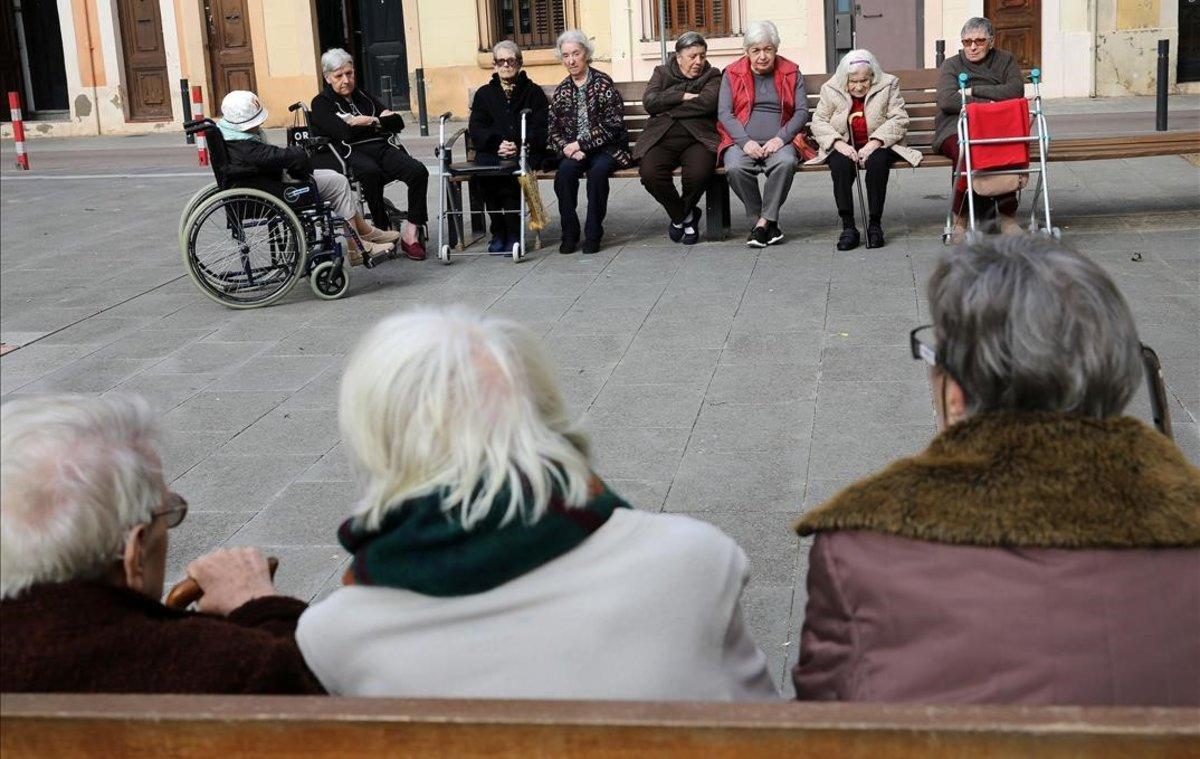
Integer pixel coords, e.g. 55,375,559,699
8,91,29,170
191,85,208,166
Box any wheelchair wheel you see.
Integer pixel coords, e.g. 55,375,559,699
309,260,350,300
182,188,308,309
178,182,221,243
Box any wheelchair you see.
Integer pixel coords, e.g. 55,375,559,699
178,116,392,309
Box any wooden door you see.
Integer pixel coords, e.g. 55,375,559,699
117,0,171,120
357,0,408,110
984,0,1040,69
0,0,24,121
855,0,922,70
205,0,256,111
1180,0,1200,82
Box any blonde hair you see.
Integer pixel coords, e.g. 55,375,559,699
833,49,884,91
339,306,591,532
1,395,161,599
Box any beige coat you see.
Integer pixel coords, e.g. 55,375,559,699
805,72,922,167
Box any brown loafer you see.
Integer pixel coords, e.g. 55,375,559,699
362,226,401,244
400,239,426,261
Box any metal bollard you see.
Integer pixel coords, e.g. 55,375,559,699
7,91,29,170
936,39,945,67
191,86,208,166
416,68,429,137
180,79,194,144
1156,39,1169,132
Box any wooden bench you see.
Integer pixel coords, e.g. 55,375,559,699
454,69,1200,241
3,693,1197,757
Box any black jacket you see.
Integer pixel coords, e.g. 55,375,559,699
222,136,312,182
310,85,405,157
468,72,550,168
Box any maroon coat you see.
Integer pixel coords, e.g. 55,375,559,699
793,412,1200,706
1,581,324,694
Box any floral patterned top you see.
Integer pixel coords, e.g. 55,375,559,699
548,67,632,167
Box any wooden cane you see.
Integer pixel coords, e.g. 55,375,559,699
164,557,279,610
848,112,870,228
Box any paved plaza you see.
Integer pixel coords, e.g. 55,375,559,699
1,136,1197,694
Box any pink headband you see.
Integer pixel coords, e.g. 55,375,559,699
848,58,871,67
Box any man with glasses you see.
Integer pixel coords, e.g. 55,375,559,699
932,16,1026,241
792,236,1200,706
467,40,550,253
0,395,323,694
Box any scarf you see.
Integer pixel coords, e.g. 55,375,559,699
216,120,266,143
339,473,631,596
796,412,1200,548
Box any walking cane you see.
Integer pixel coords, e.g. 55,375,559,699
847,112,870,229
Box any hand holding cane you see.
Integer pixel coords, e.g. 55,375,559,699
847,112,870,229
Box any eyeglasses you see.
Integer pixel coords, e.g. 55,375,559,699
493,58,520,68
152,491,189,529
961,37,990,48
910,324,1174,439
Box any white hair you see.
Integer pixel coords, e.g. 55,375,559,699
492,40,523,64
743,20,780,50
833,49,884,90
555,29,594,61
1,395,162,600
321,48,354,75
339,306,592,533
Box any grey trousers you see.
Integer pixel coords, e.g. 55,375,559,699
724,144,797,223
312,169,358,223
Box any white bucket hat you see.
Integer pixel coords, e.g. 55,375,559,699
220,90,268,131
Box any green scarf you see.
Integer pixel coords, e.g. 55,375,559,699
216,120,267,143
339,473,630,596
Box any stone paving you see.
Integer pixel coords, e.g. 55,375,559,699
1,153,1197,694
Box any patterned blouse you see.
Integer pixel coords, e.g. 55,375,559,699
548,67,632,167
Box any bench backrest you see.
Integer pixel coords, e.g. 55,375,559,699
3,694,1197,758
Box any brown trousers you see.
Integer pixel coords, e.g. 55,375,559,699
637,123,716,224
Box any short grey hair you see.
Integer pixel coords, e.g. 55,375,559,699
321,48,354,75
834,49,884,90
743,20,781,50
555,29,593,61
961,17,995,40
675,31,707,53
1,395,162,600
927,236,1143,419
492,40,523,65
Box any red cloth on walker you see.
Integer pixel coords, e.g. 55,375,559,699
955,97,1030,192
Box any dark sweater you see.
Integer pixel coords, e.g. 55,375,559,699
309,85,405,158
932,48,1025,151
223,138,312,182
0,581,324,694
634,59,722,159
468,71,551,169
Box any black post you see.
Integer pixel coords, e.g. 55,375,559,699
180,78,194,144
1156,39,1169,132
416,68,429,137
935,39,945,67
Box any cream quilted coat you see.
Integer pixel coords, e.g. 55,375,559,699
804,72,922,167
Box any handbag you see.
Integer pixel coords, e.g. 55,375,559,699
971,172,1028,196
792,125,820,162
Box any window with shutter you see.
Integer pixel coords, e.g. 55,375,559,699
492,0,567,49
650,0,730,39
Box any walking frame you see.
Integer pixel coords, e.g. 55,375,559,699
943,68,1060,244
436,109,534,264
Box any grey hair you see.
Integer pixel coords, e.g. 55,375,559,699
321,48,354,75
555,29,594,61
1,395,162,600
743,20,781,50
833,49,884,90
927,236,1143,419
675,31,707,53
961,17,995,39
492,40,523,64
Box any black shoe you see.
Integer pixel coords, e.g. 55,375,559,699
668,219,685,243
866,223,885,249
836,227,861,251
559,238,578,255
582,238,601,254
746,225,770,248
766,222,785,245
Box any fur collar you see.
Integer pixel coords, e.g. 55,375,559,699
796,412,1200,548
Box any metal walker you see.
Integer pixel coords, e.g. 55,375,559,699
943,68,1060,243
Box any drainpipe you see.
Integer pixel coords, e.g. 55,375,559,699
626,0,635,80
1089,0,1098,98
81,0,103,134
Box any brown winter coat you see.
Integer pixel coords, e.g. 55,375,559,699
793,412,1200,706
804,73,922,167
634,59,722,159
0,581,325,694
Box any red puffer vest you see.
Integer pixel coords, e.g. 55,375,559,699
716,54,806,163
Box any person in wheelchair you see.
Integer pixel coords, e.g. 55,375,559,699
311,48,429,260
467,41,549,254
217,90,396,266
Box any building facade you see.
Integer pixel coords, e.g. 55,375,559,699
2,0,1197,138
